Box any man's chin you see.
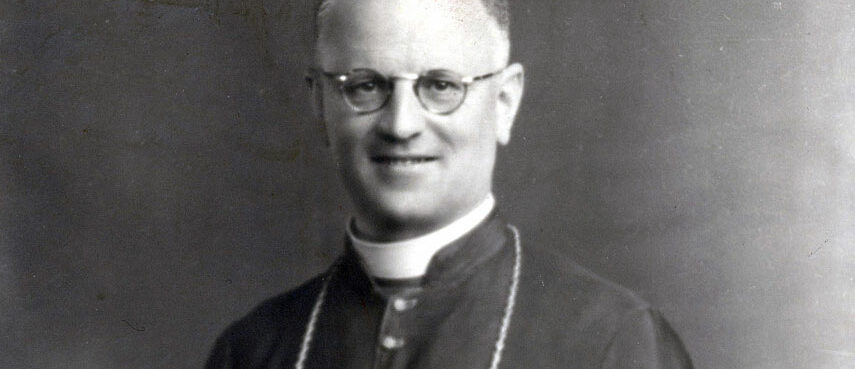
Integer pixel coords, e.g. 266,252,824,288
371,203,439,228
356,197,448,238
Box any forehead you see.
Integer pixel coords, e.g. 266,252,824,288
316,0,507,74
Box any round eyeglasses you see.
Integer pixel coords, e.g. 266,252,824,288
306,67,505,115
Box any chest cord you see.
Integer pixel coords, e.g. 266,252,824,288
295,225,522,369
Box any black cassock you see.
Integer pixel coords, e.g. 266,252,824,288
206,212,693,369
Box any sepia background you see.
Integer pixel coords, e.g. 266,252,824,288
1,1,853,368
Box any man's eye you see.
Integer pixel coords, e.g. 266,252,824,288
431,80,451,91
350,81,378,92
422,78,460,92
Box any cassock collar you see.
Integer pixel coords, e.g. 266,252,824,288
348,194,496,280
340,211,509,299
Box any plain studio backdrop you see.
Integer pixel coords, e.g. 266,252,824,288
1,1,853,368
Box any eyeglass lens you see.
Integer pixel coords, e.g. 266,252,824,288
339,70,467,114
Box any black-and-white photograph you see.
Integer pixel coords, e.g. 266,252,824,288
1,1,853,368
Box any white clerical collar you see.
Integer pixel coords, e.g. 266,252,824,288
348,194,496,280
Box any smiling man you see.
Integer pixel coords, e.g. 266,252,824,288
205,1,693,368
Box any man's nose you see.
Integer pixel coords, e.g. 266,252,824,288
376,81,425,142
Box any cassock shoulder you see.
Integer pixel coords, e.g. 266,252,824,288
511,243,693,368
519,243,651,321
205,275,327,369
599,308,694,369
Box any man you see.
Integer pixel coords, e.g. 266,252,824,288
206,0,694,368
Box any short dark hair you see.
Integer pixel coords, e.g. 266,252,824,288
313,0,510,42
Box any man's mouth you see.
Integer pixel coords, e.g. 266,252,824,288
371,156,439,165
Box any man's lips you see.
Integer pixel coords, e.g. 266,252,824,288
370,155,439,165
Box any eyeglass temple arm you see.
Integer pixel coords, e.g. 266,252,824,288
304,68,347,86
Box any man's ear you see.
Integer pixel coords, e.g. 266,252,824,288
306,75,331,147
495,62,524,146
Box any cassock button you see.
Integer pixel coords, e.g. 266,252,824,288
392,298,417,311
381,335,405,350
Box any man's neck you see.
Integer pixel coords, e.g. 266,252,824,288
348,194,496,280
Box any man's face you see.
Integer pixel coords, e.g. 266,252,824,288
314,0,523,240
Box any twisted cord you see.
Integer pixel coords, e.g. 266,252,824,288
294,270,332,369
489,224,522,369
